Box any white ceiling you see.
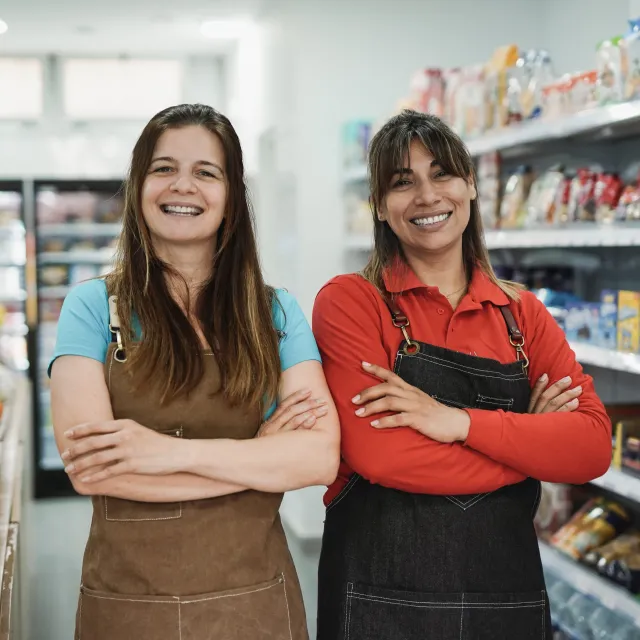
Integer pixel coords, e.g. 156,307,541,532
0,0,270,55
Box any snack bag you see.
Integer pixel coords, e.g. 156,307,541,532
485,45,519,130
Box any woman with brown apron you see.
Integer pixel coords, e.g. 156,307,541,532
49,104,340,640
312,110,612,639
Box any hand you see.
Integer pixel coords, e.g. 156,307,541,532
61,419,184,482
352,362,470,443
257,389,328,438
528,374,582,414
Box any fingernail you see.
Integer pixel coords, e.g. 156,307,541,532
64,464,75,473
61,450,70,460
352,395,361,403
561,376,571,384
304,416,315,426
355,408,365,416
539,374,548,382
570,398,579,406
371,420,379,427
64,429,74,438
362,362,371,368
575,385,582,393
316,406,328,415
80,476,91,483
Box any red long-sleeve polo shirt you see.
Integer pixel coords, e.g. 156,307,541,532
312,265,612,506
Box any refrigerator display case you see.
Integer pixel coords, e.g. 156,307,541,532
0,182,28,373
34,179,124,497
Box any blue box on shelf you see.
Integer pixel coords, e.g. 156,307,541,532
565,303,600,345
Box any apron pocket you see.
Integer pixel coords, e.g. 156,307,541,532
343,583,462,640
461,590,547,640
78,585,179,640
343,584,546,640
78,575,293,640
475,394,513,411
180,574,293,640
104,427,183,522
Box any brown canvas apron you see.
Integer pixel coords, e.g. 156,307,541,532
74,304,308,640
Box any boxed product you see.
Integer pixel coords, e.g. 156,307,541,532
598,290,618,349
564,302,600,344
617,291,640,353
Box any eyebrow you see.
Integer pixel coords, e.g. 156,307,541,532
150,156,225,173
392,160,441,175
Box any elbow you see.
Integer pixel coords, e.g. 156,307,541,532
317,442,340,486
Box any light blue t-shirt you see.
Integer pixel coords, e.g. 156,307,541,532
49,279,321,418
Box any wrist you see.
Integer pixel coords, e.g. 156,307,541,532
177,437,198,473
455,409,471,442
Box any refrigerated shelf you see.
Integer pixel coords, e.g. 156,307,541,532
539,541,640,625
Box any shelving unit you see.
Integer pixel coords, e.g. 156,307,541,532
591,467,640,503
570,343,640,375
38,249,115,265
539,541,640,625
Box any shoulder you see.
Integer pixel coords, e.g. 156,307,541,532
314,273,381,310
61,278,109,319
272,288,306,333
508,289,554,337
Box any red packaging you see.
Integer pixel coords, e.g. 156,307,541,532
410,68,445,117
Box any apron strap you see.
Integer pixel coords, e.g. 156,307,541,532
108,295,127,363
499,306,529,369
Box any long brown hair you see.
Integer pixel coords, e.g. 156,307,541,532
106,104,280,409
363,109,520,300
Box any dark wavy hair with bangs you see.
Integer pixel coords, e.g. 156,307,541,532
363,109,520,300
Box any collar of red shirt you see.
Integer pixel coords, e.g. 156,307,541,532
382,261,510,309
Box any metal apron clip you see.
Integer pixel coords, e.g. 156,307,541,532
108,295,127,363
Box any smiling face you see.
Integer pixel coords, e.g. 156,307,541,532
378,139,476,260
141,125,227,255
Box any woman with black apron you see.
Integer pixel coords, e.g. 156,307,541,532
313,110,612,639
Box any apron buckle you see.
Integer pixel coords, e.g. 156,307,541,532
509,335,529,369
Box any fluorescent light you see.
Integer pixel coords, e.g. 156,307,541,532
0,20,8,35
200,19,249,39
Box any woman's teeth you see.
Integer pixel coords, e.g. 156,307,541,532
411,213,452,226
161,205,203,216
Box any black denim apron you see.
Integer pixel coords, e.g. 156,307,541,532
317,295,552,640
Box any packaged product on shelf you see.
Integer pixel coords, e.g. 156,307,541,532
598,290,618,349
587,531,640,593
504,53,527,125
551,497,630,560
616,173,640,221
0,191,21,225
458,65,486,138
569,169,599,222
617,291,640,353
553,173,574,224
484,44,519,130
595,173,624,224
596,37,624,105
69,264,99,285
525,168,565,226
39,265,68,287
610,414,640,470
443,68,462,129
37,190,99,225
499,165,535,228
409,69,445,117
95,194,124,224
534,483,573,542
342,121,372,169
570,70,599,113
521,50,555,120
621,18,640,100
564,302,600,344
541,80,565,120
477,152,501,229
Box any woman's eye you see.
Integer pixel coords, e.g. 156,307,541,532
392,178,411,188
152,166,172,173
198,170,215,178
434,170,449,179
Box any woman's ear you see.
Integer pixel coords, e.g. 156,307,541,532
468,181,477,201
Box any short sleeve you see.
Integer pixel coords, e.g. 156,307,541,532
48,279,111,376
273,289,321,371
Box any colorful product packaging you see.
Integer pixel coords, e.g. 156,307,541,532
410,68,445,117
599,290,618,349
622,18,640,100
565,303,600,344
617,291,640,353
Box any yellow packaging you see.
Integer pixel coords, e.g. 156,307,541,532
484,45,519,131
617,291,640,353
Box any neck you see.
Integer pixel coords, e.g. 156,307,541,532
402,243,468,299
153,241,215,309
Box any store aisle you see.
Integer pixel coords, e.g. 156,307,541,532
26,498,92,640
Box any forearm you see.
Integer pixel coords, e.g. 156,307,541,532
181,430,339,492
76,472,247,502
464,408,612,483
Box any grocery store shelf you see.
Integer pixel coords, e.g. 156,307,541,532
539,541,640,624
343,164,368,183
0,259,26,267
570,342,640,375
0,291,27,303
485,225,640,249
38,223,121,237
39,249,115,264
39,286,70,299
466,100,640,156
591,467,640,503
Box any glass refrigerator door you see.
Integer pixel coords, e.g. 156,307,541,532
0,184,28,373
35,180,123,496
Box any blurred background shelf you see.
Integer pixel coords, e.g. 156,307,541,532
591,468,640,503
38,223,121,237
539,541,640,625
485,225,640,249
570,343,640,375
38,250,115,265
